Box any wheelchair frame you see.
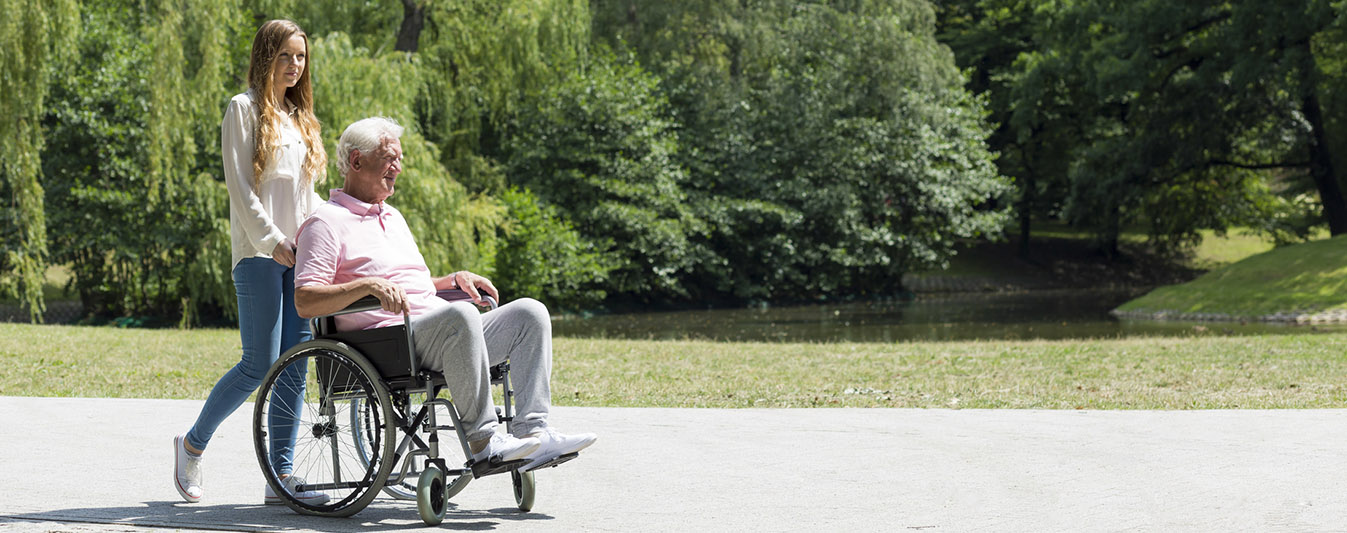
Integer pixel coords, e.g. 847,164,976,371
250,289,563,524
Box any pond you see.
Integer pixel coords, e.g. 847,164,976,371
551,288,1347,342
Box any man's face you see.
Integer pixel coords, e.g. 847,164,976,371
346,137,403,204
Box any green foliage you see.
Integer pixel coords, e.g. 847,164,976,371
43,2,236,325
414,0,591,193
940,0,1347,255
0,0,79,321
494,188,615,309
595,0,1011,298
246,0,400,54
504,51,708,298
32,0,1035,322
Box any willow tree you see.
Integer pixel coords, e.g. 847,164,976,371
43,0,241,325
0,0,79,321
413,0,591,193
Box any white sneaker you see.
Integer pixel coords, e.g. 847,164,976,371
520,427,596,471
173,434,203,503
264,476,331,506
471,432,541,464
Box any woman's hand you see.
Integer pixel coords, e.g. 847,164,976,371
272,242,296,268
364,277,408,314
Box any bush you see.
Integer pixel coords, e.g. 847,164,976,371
493,188,615,310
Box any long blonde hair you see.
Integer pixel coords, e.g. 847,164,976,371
247,19,326,188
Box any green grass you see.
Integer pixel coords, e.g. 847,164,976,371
1119,234,1347,317
3,322,1345,409
1022,221,1148,244
1189,229,1278,268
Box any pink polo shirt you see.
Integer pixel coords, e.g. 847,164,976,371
295,189,449,331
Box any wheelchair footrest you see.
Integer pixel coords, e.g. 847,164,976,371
470,457,528,478
523,452,580,472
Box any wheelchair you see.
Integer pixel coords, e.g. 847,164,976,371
250,289,577,524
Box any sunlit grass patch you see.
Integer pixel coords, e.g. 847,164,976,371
4,323,1345,410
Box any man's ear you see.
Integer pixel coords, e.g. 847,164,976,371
349,149,362,171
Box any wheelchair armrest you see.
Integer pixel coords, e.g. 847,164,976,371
327,295,385,317
318,290,495,322
436,288,498,310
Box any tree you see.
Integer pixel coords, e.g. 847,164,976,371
504,51,709,299
396,0,428,52
937,0,1073,256
0,0,79,321
412,0,591,194
594,0,1011,298
945,0,1347,255
43,1,240,325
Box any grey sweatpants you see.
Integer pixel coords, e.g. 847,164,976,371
410,297,552,442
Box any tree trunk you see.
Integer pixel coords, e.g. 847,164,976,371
1300,40,1347,235
396,0,426,53
1016,146,1036,258
1303,90,1347,235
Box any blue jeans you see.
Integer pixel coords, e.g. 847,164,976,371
186,257,310,474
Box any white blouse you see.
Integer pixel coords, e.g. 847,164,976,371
221,89,325,273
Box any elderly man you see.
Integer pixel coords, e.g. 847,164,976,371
293,116,595,469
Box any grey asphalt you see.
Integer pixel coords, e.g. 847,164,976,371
1,397,1344,532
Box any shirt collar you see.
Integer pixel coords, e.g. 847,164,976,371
329,189,391,219
248,88,299,116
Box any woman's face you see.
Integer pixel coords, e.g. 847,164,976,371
271,33,307,92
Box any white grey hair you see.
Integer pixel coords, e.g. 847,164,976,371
336,116,404,178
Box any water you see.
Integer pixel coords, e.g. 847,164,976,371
552,288,1347,342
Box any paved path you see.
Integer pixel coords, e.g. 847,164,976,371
1,397,1344,532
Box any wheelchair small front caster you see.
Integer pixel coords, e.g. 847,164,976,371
417,464,448,525
512,469,536,512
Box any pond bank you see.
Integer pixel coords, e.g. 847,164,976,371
1114,235,1347,323
1112,308,1347,324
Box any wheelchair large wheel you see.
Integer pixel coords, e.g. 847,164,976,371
254,341,396,517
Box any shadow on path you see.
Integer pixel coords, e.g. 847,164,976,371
4,499,553,532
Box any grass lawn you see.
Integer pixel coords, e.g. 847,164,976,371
1189,228,1278,269
2,322,1345,409
1119,234,1347,317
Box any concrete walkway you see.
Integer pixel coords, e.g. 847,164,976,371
1,397,1344,532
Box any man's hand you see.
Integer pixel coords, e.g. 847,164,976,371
449,271,499,306
364,277,408,314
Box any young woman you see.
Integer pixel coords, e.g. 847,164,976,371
173,19,329,505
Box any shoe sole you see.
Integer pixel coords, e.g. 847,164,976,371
521,438,596,472
173,435,202,503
